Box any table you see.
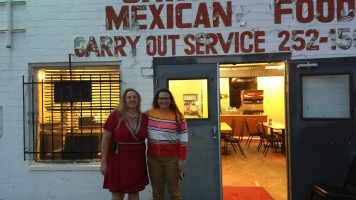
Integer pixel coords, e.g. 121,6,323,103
263,121,286,154
220,122,232,133
263,122,285,136
220,122,232,155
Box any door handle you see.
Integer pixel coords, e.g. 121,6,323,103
212,126,217,139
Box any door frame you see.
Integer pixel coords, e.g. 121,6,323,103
152,52,292,198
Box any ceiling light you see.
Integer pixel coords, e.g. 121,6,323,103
220,63,269,67
265,65,285,69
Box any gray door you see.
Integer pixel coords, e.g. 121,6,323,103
154,63,221,199
287,57,356,200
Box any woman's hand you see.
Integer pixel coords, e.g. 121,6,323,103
178,159,186,172
100,162,108,176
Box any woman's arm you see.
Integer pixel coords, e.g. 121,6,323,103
100,129,112,176
178,117,188,172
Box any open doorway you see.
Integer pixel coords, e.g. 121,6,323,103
219,62,287,200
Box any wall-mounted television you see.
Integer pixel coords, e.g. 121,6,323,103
54,81,92,103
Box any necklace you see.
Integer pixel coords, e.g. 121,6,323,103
127,112,137,122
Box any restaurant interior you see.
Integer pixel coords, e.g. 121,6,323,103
219,62,287,200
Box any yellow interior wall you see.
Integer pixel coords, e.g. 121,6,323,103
219,78,230,112
257,76,285,123
169,79,208,118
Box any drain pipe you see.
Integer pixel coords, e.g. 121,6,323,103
1,0,26,48
6,0,12,48
0,106,3,137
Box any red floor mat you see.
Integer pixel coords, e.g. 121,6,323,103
223,187,274,200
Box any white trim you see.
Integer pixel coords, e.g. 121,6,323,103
29,162,100,171
29,61,121,68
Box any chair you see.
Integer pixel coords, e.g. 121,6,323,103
223,121,246,158
221,132,230,140
221,128,230,140
262,127,284,157
311,155,356,199
221,119,236,156
221,119,236,139
256,121,272,152
244,118,263,147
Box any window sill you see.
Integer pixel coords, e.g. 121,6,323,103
28,161,100,171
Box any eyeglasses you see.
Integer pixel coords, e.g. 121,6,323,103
158,97,170,101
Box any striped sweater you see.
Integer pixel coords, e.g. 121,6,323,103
146,108,188,160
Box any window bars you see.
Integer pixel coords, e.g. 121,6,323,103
23,67,120,161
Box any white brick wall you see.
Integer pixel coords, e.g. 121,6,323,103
0,0,355,199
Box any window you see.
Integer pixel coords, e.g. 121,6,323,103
24,66,120,161
168,79,208,119
302,74,351,119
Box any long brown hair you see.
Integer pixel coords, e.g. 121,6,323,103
113,88,142,127
153,89,183,132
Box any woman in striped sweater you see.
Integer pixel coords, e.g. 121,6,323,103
146,89,188,200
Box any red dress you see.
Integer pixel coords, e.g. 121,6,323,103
103,111,149,193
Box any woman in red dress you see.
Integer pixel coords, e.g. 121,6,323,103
100,88,149,200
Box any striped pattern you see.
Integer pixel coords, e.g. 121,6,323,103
146,108,188,160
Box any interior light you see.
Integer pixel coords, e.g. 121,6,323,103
38,72,45,80
220,63,269,67
265,65,285,70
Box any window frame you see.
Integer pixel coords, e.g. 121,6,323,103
24,62,121,162
300,73,353,120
